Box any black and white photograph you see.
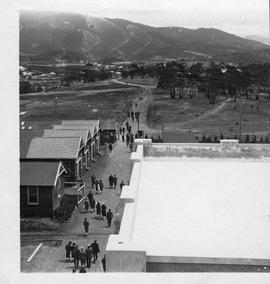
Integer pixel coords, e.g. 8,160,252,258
1,0,270,281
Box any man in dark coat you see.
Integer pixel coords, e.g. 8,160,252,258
73,245,80,268
89,196,95,212
120,181,125,194
90,240,100,263
106,209,113,227
83,218,89,235
87,190,93,200
113,174,117,189
95,179,100,193
101,203,107,220
79,265,87,273
84,198,89,212
108,174,114,189
65,241,72,262
96,201,101,219
101,255,106,272
91,174,96,188
79,247,86,267
85,245,93,268
71,242,76,262
108,143,113,151
99,179,104,193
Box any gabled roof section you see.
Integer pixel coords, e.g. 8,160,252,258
60,120,100,136
20,129,44,158
100,120,118,130
20,161,65,186
26,137,81,159
43,129,89,143
53,125,91,130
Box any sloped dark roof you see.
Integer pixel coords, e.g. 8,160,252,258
100,120,117,130
20,161,60,186
26,137,81,159
20,129,44,158
43,129,88,142
60,120,100,135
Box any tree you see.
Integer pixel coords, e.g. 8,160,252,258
157,61,186,99
200,63,223,104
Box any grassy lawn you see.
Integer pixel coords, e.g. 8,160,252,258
147,88,270,138
20,85,139,123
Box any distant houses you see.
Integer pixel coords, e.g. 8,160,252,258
20,119,103,218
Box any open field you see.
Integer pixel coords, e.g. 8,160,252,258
20,83,139,123
147,88,270,139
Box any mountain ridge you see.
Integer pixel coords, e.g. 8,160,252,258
20,10,270,64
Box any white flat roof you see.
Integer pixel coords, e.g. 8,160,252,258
123,159,270,261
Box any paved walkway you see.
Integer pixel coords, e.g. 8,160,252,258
20,86,142,272
21,140,133,272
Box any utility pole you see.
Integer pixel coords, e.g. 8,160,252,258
238,100,243,142
55,96,58,114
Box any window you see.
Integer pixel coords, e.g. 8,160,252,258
27,186,39,205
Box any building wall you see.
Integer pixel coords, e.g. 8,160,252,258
146,262,270,272
20,186,54,217
106,250,146,272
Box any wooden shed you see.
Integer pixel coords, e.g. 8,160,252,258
20,161,66,217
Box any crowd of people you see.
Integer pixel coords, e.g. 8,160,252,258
65,240,104,272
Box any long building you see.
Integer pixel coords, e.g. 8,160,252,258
106,140,270,272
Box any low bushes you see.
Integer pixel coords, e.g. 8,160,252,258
54,195,78,222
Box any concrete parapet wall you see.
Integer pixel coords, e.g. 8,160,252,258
106,250,146,272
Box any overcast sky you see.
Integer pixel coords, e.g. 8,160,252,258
18,0,269,37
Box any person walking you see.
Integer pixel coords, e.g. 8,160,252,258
71,242,76,262
106,209,113,227
83,217,89,235
108,143,113,151
79,247,86,267
91,174,96,188
113,174,117,189
121,134,125,142
87,190,93,201
101,203,107,220
126,134,130,146
96,201,101,219
85,245,93,268
95,179,100,194
120,180,125,194
65,241,72,262
99,179,104,194
101,255,106,272
90,240,100,263
84,198,89,213
73,244,80,268
89,196,96,212
109,174,114,189
79,265,87,273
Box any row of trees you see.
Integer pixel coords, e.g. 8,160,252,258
119,61,270,104
196,133,270,144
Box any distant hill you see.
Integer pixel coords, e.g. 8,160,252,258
20,11,270,64
245,35,270,46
